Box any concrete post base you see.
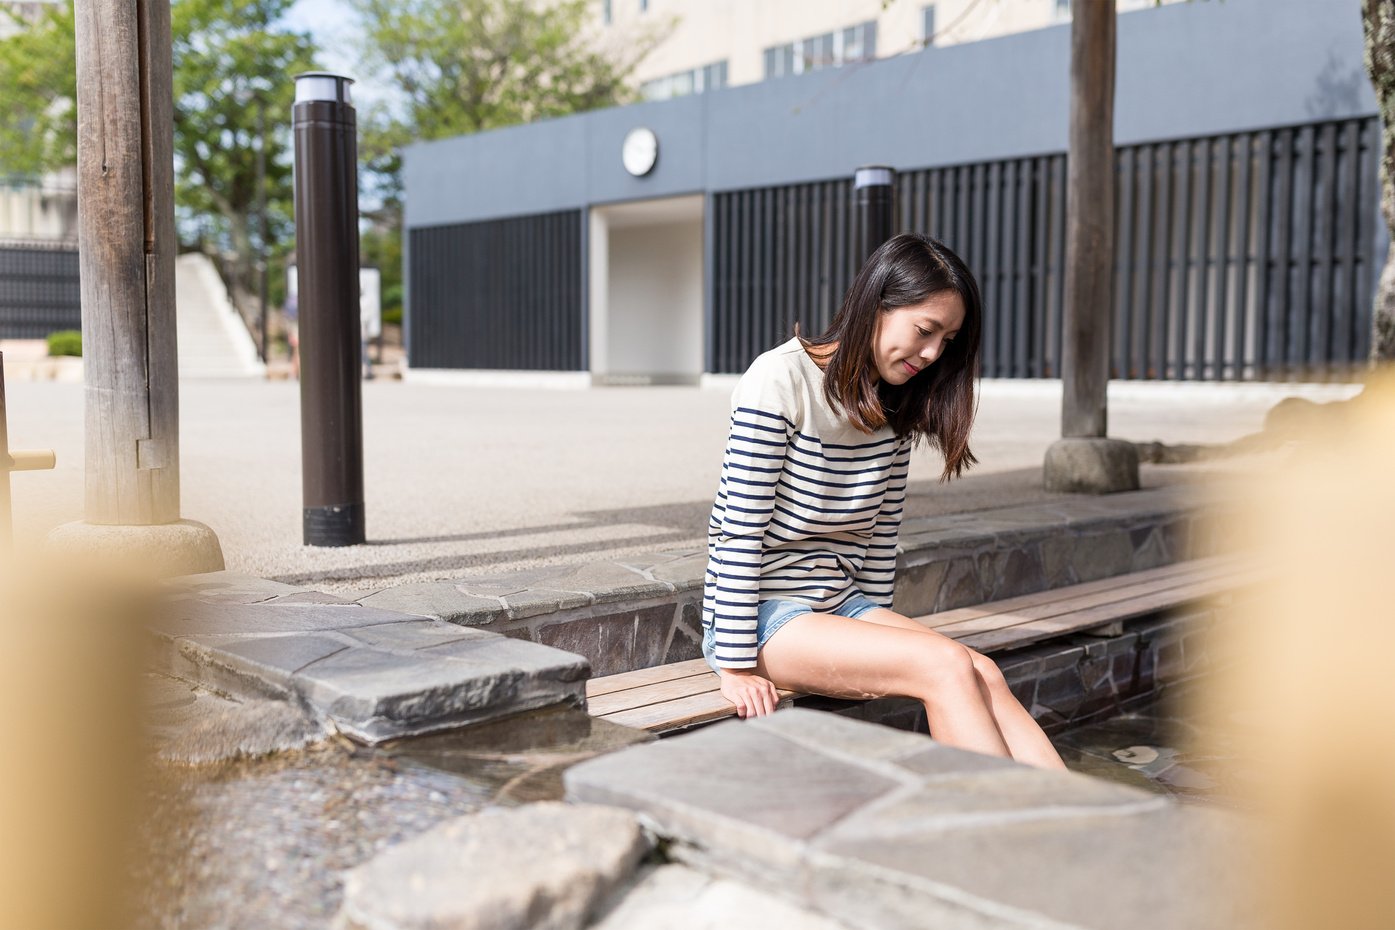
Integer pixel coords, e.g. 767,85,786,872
1043,437,1141,494
45,519,225,577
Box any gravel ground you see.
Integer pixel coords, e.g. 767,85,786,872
5,376,1359,594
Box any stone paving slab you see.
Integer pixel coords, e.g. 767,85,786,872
590,864,854,930
334,802,649,930
157,578,592,743
164,571,311,604
158,601,414,637
355,582,507,625
564,708,1258,930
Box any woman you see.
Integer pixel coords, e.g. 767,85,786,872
701,232,1065,770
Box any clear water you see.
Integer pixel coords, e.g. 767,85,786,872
130,671,1246,928
132,678,648,930
1055,674,1255,809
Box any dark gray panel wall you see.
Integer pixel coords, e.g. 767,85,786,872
408,211,584,370
711,116,1379,381
404,0,1374,228
0,242,81,339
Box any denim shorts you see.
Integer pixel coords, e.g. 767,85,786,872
701,593,883,673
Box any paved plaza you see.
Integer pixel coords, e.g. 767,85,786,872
6,375,1359,593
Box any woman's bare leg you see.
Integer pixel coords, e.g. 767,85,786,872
756,612,1013,759
856,608,1067,770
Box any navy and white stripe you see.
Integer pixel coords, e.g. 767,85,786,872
701,343,913,669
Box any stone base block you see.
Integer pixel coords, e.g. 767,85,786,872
335,803,648,930
45,519,225,577
1043,437,1141,494
565,709,1256,930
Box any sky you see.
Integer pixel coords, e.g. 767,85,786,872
281,0,390,107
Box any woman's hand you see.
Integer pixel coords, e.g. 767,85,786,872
717,667,780,718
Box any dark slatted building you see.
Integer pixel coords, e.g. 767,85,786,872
402,0,1382,385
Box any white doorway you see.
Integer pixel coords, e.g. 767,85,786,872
589,194,704,385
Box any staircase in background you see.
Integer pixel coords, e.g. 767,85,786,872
175,252,266,379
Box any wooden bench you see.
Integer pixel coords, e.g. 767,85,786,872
586,556,1254,734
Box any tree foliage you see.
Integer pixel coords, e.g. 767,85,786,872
171,0,317,300
352,0,667,215
350,0,667,328
0,0,314,309
0,2,77,177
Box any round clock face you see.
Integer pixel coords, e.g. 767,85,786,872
622,127,658,177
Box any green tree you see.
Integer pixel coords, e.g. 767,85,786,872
0,0,315,314
350,0,667,336
171,0,317,308
0,1,76,177
353,0,665,213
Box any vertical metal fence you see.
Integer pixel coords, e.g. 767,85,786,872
711,115,1380,380
711,177,859,375
408,209,584,370
0,240,81,339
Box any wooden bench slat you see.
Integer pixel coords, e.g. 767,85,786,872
917,555,1237,629
585,557,1256,734
587,670,723,716
958,569,1260,652
598,687,799,732
926,561,1243,637
594,571,1252,731
586,658,711,699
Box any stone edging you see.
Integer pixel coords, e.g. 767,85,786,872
356,485,1227,677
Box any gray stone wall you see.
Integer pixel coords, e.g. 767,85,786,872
359,487,1227,678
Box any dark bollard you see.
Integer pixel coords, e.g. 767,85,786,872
853,165,896,267
292,72,365,546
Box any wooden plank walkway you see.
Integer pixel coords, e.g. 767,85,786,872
586,556,1253,734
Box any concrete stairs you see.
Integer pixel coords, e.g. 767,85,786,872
175,252,266,379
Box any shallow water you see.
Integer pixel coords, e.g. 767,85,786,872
131,679,649,930
129,671,1245,928
1055,674,1256,809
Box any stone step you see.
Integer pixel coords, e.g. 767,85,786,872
564,709,1260,930
173,252,265,378
155,572,590,742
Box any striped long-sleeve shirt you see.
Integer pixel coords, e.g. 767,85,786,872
701,337,913,669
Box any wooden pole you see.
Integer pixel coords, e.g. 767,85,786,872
1,351,10,547
73,0,180,524
1061,0,1116,438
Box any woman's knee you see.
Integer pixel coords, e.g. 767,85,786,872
968,649,1007,685
908,639,980,696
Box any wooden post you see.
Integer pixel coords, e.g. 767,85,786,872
1061,0,1115,438
1043,0,1137,494
73,0,180,524
1,353,59,550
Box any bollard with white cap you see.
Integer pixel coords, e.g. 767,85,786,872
853,165,896,267
292,71,365,546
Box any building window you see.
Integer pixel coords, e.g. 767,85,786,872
763,20,877,80
641,59,729,101
602,0,611,25
921,4,936,45
1055,0,1071,16
639,0,648,11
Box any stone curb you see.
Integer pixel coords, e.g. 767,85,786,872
350,486,1231,678
334,803,650,930
564,709,1258,930
153,579,591,743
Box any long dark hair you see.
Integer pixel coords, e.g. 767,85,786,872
797,232,982,480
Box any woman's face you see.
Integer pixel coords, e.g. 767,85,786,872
870,291,966,385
